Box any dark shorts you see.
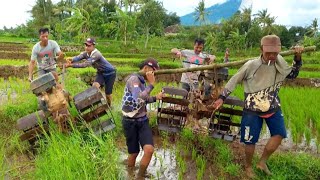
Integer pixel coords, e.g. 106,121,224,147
95,71,116,95
240,109,287,145
181,82,198,92
122,117,154,154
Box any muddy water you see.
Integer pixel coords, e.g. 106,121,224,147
119,136,179,180
258,130,319,154
0,89,17,105
120,148,179,180
119,121,319,179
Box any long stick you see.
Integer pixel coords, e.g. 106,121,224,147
145,46,316,75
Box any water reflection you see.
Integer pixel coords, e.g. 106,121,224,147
120,147,178,180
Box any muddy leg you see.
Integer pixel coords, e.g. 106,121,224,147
245,144,256,179
138,145,154,177
128,153,139,167
106,94,112,107
257,135,282,175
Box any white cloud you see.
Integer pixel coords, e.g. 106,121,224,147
0,0,35,28
251,0,320,27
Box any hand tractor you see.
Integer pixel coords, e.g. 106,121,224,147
17,58,116,149
155,46,315,141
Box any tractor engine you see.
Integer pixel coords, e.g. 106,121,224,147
30,72,72,133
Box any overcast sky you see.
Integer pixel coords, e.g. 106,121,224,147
1,0,320,29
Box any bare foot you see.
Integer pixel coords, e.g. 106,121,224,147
245,167,256,179
137,171,151,180
257,162,272,176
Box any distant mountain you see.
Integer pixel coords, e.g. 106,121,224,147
180,0,242,26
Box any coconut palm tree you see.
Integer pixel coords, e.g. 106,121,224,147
64,7,91,41
194,0,210,37
264,16,277,35
307,18,318,37
241,7,252,33
254,9,270,28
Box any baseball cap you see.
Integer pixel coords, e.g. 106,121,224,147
84,37,96,45
261,35,281,53
139,58,160,70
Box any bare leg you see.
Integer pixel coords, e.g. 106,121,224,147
127,153,139,167
106,94,112,107
245,144,256,179
257,135,283,175
138,145,154,177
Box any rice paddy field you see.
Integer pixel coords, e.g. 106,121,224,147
0,37,320,179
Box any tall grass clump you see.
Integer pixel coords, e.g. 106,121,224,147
0,137,6,179
196,155,206,180
34,127,124,179
280,87,320,145
179,129,240,177
265,153,320,179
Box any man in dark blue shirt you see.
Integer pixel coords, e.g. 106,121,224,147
65,38,116,106
122,58,164,177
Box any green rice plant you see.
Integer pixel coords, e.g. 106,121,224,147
6,88,11,100
297,71,320,78
191,147,197,161
263,153,320,179
196,155,206,180
302,63,320,70
0,93,37,121
279,87,320,145
160,131,169,149
196,137,241,177
0,37,29,42
156,170,160,180
223,163,240,177
0,137,6,179
175,148,186,179
34,127,124,179
0,59,28,66
180,128,196,143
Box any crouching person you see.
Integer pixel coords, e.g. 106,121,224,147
121,58,164,177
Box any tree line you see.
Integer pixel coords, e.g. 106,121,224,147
0,0,319,52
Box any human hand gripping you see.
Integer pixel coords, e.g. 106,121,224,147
156,91,165,100
292,45,304,57
63,57,73,68
171,48,182,59
146,71,155,86
212,98,224,110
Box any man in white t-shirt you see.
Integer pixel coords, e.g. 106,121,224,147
28,27,64,81
171,38,215,92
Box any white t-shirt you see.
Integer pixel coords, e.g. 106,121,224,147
180,49,206,84
31,40,61,70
